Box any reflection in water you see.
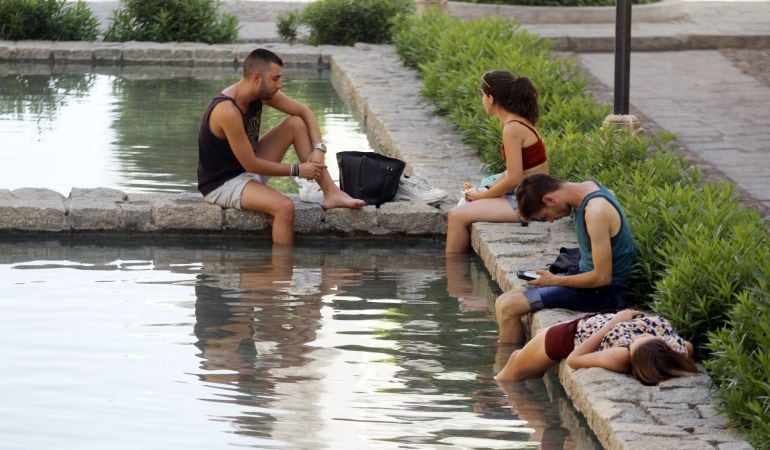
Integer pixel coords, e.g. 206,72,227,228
0,239,601,449
0,64,371,194
0,71,95,123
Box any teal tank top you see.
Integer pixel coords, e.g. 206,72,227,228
574,183,636,285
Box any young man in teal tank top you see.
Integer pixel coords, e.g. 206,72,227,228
494,174,636,344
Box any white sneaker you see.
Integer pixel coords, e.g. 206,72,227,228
296,178,324,205
395,173,447,203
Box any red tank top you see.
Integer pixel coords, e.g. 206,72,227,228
500,119,547,170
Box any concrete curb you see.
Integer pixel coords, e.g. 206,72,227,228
0,187,446,236
471,220,751,449
448,0,686,24
528,30,770,53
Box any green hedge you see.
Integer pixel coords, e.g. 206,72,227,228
392,11,770,446
104,0,239,44
277,0,414,46
0,0,99,41
706,276,770,445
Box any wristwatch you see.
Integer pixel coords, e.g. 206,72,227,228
312,143,327,153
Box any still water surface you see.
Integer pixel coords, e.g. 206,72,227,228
0,64,371,194
0,238,600,449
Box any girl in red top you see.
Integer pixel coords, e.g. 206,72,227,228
446,70,550,253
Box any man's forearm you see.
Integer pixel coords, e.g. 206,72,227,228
547,270,611,289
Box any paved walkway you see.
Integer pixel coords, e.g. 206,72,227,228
578,50,770,215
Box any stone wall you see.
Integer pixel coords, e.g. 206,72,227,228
0,187,445,235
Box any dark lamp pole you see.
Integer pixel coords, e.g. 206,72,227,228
614,0,632,115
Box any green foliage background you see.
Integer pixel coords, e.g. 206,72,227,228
104,0,239,43
0,0,99,41
392,11,769,446
276,0,414,46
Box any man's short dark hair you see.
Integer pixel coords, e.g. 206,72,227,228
515,174,563,220
243,48,283,78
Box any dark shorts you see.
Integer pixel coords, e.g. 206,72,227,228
524,279,628,313
543,311,611,360
544,318,581,361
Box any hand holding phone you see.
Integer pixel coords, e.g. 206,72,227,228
516,270,540,281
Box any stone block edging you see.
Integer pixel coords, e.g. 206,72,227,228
0,187,445,235
448,0,685,24
0,40,332,67
471,219,750,448
545,34,770,53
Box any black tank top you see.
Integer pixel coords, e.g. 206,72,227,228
197,94,263,196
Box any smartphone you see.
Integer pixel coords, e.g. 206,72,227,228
516,270,540,281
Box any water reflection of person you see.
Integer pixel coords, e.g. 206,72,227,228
449,255,573,448
495,377,572,449
445,253,497,313
468,354,571,449
192,244,361,440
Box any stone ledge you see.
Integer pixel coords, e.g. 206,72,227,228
0,41,332,66
0,188,67,231
529,33,770,53
0,187,446,236
471,218,749,448
448,0,686,24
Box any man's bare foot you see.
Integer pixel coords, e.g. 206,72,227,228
323,189,365,209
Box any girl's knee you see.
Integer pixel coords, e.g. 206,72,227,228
448,207,471,227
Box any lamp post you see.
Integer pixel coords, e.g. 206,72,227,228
602,0,641,132
614,0,631,115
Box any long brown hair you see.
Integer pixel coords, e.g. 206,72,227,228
480,70,539,125
630,339,698,385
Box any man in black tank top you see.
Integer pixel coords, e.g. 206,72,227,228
197,48,365,245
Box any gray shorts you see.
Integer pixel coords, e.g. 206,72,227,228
203,172,269,209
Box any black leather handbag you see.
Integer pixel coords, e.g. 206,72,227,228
548,247,581,274
336,151,405,206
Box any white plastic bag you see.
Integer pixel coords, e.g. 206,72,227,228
456,184,487,207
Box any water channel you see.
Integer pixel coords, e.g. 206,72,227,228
0,237,600,449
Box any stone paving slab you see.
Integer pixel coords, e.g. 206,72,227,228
0,188,67,232
578,50,770,215
519,1,770,52
448,0,687,23
0,186,446,235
